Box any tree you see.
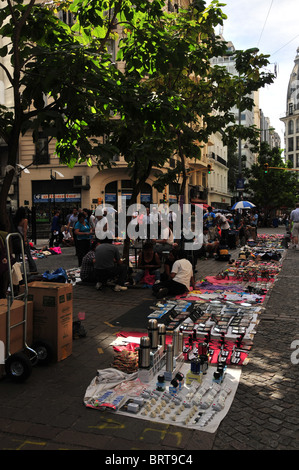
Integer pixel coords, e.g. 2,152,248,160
113,0,274,205
245,142,297,221
0,0,122,229
0,0,275,240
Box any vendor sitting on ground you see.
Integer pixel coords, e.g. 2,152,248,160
160,248,179,282
94,239,128,292
192,227,219,260
80,239,100,284
202,226,220,257
152,249,195,299
61,226,74,246
134,241,161,286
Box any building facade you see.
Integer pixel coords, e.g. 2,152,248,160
280,47,299,173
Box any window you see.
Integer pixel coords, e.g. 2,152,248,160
288,120,294,134
296,154,299,167
33,131,49,165
289,103,294,115
296,119,299,133
288,137,294,152
296,136,299,151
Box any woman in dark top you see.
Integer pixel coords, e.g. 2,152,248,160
74,212,94,266
134,242,161,285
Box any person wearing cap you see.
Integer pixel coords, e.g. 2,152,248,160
94,206,108,240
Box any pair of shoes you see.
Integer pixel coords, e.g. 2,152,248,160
95,282,102,290
114,285,128,292
155,287,168,299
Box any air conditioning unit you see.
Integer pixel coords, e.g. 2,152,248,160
73,175,90,189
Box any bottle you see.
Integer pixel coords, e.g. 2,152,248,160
156,374,166,391
175,372,184,390
138,336,151,368
173,330,179,356
166,344,173,373
178,332,184,354
148,319,158,349
200,355,208,374
169,378,179,395
158,323,166,351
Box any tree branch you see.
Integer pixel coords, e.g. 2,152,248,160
0,62,13,86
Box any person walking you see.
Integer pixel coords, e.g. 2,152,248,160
49,209,63,247
290,202,299,249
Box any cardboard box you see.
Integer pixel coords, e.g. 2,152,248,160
26,282,73,362
0,299,33,357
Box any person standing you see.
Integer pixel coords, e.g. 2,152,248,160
216,212,230,245
49,209,62,247
249,210,259,241
290,202,299,249
74,212,93,266
67,207,79,253
203,206,216,240
14,207,38,274
153,219,176,254
94,206,108,240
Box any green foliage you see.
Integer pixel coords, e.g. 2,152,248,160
0,0,275,217
245,142,297,211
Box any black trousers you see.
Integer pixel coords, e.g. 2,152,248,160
76,239,91,266
153,279,187,296
95,265,128,286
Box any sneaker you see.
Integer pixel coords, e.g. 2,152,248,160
114,285,128,292
95,282,102,290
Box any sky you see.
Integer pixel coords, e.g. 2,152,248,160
218,0,299,148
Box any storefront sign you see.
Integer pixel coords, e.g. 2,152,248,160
33,193,81,203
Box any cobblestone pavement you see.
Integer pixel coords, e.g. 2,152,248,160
0,227,298,453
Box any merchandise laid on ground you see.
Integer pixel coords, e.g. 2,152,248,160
83,234,286,433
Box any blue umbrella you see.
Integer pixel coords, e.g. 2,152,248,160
231,201,256,210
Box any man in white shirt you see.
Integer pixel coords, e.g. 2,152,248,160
153,219,176,253
94,206,108,240
216,213,230,245
153,250,195,298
